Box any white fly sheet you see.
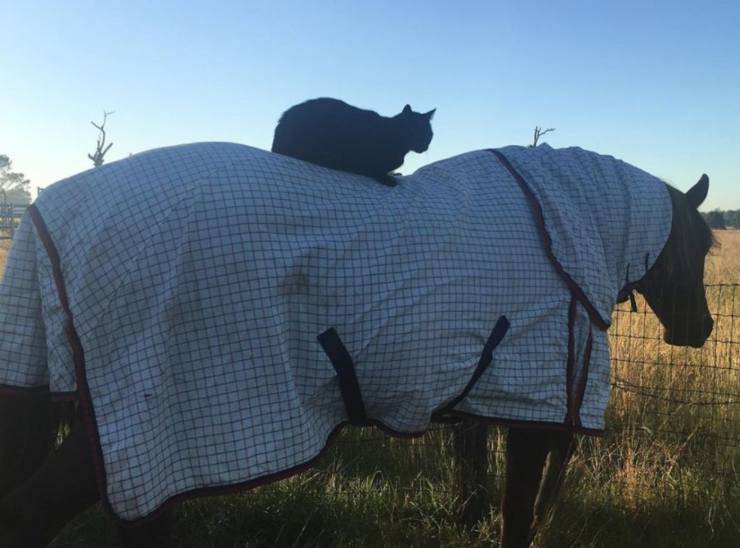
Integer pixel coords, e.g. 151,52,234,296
0,142,671,520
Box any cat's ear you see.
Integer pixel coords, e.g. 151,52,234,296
425,109,436,120
402,104,412,115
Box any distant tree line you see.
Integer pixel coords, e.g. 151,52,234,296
0,155,31,204
702,209,740,230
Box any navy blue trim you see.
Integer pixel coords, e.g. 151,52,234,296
573,326,594,428
317,328,368,425
563,297,578,427
562,300,594,429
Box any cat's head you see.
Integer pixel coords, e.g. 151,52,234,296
397,105,435,153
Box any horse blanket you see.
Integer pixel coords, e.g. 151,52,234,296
0,142,671,520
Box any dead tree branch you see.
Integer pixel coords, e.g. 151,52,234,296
531,126,556,147
88,110,115,167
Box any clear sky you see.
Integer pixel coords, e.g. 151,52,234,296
1,0,738,209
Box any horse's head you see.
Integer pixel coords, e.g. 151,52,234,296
636,175,714,348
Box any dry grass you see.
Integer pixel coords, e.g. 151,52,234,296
0,239,10,276
706,230,740,283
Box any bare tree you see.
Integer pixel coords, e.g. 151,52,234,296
88,111,115,167
531,126,555,147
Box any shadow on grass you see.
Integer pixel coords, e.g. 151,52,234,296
51,475,498,548
536,490,740,548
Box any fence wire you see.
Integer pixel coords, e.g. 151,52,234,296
610,283,739,448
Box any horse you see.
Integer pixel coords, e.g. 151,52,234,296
0,143,713,547
469,174,715,547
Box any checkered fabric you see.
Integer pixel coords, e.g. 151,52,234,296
0,142,671,520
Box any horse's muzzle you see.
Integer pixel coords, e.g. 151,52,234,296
663,314,714,348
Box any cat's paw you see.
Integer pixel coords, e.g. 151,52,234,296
374,174,398,187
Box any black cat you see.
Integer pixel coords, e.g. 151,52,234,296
271,98,435,186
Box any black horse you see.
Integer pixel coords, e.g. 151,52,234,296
0,174,713,548
495,175,714,547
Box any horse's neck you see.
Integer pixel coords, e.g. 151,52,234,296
586,175,672,292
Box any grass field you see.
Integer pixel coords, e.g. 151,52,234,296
0,232,738,547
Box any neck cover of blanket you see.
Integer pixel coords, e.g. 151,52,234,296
0,142,671,520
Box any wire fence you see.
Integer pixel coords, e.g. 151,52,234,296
0,202,26,240
610,283,739,448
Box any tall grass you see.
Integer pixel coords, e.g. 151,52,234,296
1,233,738,547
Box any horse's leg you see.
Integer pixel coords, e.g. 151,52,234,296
0,401,173,548
532,430,574,531
500,427,552,548
452,420,489,525
0,392,58,496
0,417,98,547
117,508,176,548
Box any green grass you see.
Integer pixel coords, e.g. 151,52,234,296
48,422,738,548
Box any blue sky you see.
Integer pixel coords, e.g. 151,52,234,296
1,0,738,209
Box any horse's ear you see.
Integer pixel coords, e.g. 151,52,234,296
402,104,412,115
686,174,709,209
425,108,436,120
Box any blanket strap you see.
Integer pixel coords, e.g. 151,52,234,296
617,263,640,312
571,326,593,428
433,315,510,419
564,298,594,428
317,328,368,425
